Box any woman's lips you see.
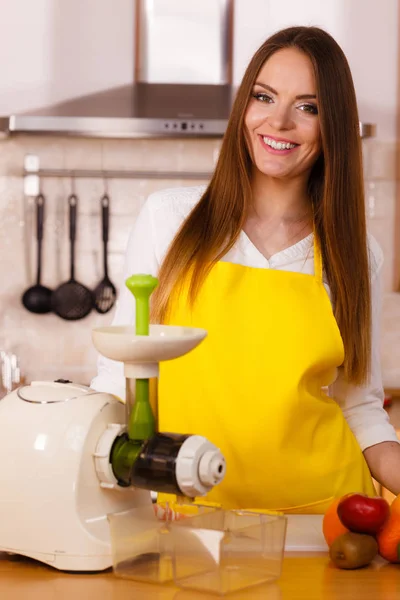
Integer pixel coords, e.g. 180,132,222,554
258,134,299,155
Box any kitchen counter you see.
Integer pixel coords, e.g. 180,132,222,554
0,552,398,600
2,401,399,599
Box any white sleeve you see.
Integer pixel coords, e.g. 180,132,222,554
329,244,399,451
90,198,159,400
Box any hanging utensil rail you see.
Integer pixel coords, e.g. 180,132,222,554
23,154,213,196
26,168,214,179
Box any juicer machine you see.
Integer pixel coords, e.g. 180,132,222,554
0,275,226,571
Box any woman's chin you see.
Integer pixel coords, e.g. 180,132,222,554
256,165,294,180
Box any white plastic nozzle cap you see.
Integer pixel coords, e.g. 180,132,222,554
198,450,226,487
175,435,226,497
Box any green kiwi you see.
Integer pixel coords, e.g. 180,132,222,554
329,532,378,570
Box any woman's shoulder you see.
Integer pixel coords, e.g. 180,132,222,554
144,184,207,221
140,185,207,261
367,232,384,281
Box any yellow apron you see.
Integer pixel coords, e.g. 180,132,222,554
158,237,375,514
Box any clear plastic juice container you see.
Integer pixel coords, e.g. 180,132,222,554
170,508,287,595
107,502,217,584
108,502,287,595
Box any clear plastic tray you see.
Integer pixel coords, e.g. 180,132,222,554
108,502,287,595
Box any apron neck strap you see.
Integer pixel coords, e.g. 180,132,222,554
313,232,323,284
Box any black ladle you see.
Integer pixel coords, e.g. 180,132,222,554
93,194,117,314
22,194,53,314
51,194,94,321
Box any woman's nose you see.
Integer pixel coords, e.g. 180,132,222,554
267,104,293,131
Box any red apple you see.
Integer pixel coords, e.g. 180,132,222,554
337,494,390,536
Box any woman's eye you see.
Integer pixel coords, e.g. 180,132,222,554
252,92,273,103
298,103,318,115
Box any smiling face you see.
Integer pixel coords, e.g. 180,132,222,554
244,47,322,182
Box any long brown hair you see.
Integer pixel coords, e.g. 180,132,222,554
152,26,370,385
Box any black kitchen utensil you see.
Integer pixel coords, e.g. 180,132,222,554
21,194,53,314
93,194,117,314
51,194,94,320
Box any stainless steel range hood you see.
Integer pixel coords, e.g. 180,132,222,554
0,0,235,139
0,82,234,139
0,1,375,140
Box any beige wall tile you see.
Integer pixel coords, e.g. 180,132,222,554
363,139,398,181
368,217,395,292
381,293,400,387
102,139,147,171
365,180,396,220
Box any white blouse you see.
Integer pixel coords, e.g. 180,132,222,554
91,185,399,452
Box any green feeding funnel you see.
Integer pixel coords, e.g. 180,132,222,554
125,274,158,441
126,274,158,336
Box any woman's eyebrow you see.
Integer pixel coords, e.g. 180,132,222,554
254,81,317,100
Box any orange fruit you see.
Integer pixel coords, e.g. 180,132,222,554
390,494,400,516
377,511,400,563
323,497,350,546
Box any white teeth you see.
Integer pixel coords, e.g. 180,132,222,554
262,136,296,150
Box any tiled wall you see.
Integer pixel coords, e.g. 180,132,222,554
0,135,399,388
363,139,400,387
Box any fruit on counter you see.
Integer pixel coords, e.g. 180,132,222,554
337,494,390,535
376,495,400,563
323,497,350,546
329,532,378,570
389,494,400,517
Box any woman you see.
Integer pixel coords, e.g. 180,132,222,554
91,26,400,513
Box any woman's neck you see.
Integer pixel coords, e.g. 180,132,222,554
243,170,314,260
249,170,312,223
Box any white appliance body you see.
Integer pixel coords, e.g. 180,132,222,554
0,381,152,571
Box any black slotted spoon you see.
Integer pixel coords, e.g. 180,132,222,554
51,194,94,320
93,194,117,314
